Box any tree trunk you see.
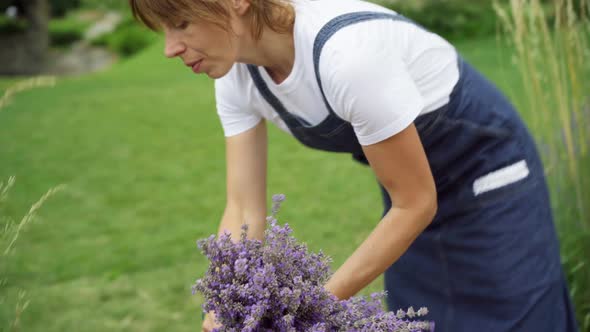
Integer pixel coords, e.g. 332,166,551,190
0,0,49,75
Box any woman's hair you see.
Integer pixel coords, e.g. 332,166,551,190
129,0,294,40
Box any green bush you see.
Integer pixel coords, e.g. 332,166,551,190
80,0,128,10
112,25,155,57
48,17,87,47
376,0,498,40
90,17,156,57
50,0,81,17
0,16,28,34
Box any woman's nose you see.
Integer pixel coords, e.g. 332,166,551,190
164,33,185,58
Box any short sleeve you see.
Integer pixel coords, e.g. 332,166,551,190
215,68,262,137
319,21,425,146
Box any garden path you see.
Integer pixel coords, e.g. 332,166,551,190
43,11,122,76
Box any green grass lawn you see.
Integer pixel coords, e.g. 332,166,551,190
0,35,572,331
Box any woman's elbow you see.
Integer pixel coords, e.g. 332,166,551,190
409,186,437,227
422,189,438,224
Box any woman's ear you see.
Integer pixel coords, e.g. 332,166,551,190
231,0,251,16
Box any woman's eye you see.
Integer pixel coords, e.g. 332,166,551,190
176,21,189,29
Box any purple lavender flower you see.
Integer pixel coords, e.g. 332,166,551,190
193,194,434,332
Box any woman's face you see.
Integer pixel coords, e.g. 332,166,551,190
163,7,248,79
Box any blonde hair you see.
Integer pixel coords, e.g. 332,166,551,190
129,0,295,40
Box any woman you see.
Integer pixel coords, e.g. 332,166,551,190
129,0,578,331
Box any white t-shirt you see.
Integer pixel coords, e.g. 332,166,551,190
215,0,459,146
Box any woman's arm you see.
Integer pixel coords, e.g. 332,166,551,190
217,119,268,242
324,123,437,300
203,120,268,332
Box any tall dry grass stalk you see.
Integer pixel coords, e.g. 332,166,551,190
494,0,590,329
2,183,65,255
1,78,61,331
0,177,64,331
0,76,56,110
494,0,589,225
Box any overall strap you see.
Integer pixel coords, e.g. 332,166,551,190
312,11,421,118
246,11,422,127
246,65,311,127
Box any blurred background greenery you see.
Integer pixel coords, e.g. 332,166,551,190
0,0,588,331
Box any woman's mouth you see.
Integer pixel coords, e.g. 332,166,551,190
191,60,203,74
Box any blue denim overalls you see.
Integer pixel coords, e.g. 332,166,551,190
247,12,579,332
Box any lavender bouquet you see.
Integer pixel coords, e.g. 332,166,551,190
192,194,434,332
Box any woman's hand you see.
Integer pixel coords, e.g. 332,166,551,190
202,311,222,332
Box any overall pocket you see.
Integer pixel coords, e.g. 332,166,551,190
425,114,538,213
